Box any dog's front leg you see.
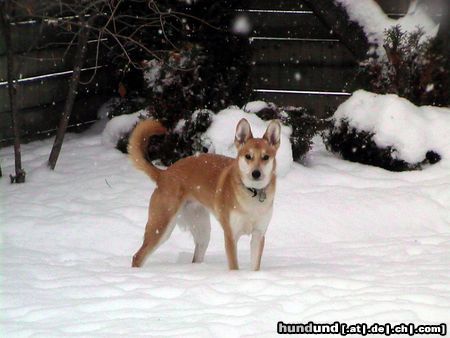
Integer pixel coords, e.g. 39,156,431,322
250,231,265,271
224,231,239,270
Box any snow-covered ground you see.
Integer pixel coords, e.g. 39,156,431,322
1,120,449,337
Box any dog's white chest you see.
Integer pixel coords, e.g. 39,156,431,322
229,205,273,238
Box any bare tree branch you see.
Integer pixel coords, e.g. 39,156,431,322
1,1,26,183
48,16,92,170
4,0,217,171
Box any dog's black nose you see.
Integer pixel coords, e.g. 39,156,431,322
252,170,261,179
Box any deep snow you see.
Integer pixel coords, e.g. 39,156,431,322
1,120,450,337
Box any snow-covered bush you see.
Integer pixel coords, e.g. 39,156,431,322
108,0,252,124
103,0,254,162
205,108,293,176
141,44,206,129
103,108,214,166
243,102,327,162
335,0,438,53
361,26,449,107
102,105,293,174
107,97,147,119
102,0,253,165
102,110,143,149
145,109,214,166
282,108,328,162
324,90,450,171
104,99,324,168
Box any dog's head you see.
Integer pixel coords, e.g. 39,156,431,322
234,118,281,189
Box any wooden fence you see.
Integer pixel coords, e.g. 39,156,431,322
0,0,446,145
246,0,447,115
0,8,112,146
245,0,409,115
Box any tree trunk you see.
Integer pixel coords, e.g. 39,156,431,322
48,21,90,170
0,2,26,183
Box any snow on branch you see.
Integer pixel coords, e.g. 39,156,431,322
335,0,439,56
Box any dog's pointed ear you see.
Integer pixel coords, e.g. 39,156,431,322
263,120,281,149
235,118,253,148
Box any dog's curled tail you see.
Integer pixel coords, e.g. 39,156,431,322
128,119,166,182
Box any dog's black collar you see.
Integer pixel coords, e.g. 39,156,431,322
246,187,267,203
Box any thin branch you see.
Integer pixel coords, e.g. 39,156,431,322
1,1,26,183
48,18,92,170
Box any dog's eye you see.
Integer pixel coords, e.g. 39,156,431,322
245,154,252,160
262,155,269,161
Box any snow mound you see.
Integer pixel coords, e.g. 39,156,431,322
102,108,293,176
101,111,143,147
242,100,269,113
96,98,119,120
333,90,450,163
336,0,439,55
205,108,293,176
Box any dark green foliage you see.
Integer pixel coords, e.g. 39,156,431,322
281,108,329,162
361,26,449,106
252,104,325,162
116,134,130,154
115,101,324,165
140,42,247,130
108,0,252,122
323,120,441,172
117,109,214,166
108,1,252,165
324,26,447,172
108,97,147,119
147,109,214,166
142,44,205,129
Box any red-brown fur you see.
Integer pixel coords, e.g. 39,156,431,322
129,118,280,270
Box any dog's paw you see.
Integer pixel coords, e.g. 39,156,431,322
131,255,141,268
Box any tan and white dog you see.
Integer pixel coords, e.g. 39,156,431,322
129,118,281,270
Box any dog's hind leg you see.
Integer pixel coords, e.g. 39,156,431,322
132,188,183,268
178,202,211,263
191,207,211,264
